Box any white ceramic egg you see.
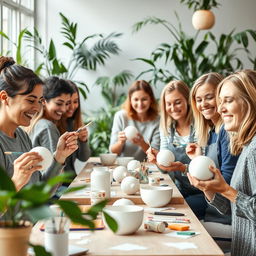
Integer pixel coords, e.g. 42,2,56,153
127,160,141,171
113,166,128,183
189,155,216,180
124,126,138,140
29,146,53,170
113,198,135,206
121,176,140,195
156,150,175,167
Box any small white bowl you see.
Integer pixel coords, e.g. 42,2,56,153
140,185,173,207
99,153,117,166
116,157,134,167
103,205,144,235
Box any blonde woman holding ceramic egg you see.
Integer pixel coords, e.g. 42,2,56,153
109,80,160,161
147,80,199,197
188,72,239,219
0,57,78,191
188,70,256,256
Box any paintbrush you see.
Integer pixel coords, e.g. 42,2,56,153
76,121,93,133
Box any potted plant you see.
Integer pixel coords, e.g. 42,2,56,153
0,167,117,256
180,0,220,30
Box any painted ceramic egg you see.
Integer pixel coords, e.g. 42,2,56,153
127,160,141,171
156,150,175,167
29,146,53,170
113,198,135,206
189,155,216,180
124,126,138,140
113,166,128,183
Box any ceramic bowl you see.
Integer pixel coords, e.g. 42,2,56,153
140,185,173,207
103,205,144,235
99,153,117,166
116,157,134,167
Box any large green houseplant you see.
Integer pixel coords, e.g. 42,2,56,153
24,12,122,100
0,167,117,256
132,15,256,87
0,12,122,100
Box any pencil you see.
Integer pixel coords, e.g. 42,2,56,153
4,152,23,156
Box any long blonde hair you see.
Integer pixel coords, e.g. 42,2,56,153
190,73,224,146
217,70,256,155
160,80,192,136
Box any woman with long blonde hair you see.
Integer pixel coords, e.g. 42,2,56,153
187,72,239,219
147,80,199,197
188,70,256,256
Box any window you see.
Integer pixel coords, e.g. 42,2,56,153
0,0,35,65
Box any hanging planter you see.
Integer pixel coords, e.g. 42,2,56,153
180,0,220,30
192,9,215,30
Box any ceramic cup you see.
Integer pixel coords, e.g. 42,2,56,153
44,217,70,256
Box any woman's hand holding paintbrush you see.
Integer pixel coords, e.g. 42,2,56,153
76,121,93,142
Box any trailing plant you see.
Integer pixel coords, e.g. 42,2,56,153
24,12,122,99
89,70,133,155
132,15,256,87
179,0,220,11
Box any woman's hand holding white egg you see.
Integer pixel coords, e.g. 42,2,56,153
55,131,78,164
12,152,43,190
187,165,230,196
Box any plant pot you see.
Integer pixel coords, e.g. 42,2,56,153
0,222,32,256
192,10,215,30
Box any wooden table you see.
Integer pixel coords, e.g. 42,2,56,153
30,202,224,256
30,158,224,256
61,157,184,205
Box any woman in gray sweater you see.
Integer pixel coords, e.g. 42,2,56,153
0,56,79,191
110,80,160,161
188,69,256,256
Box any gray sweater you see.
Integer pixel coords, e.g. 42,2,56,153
0,127,63,184
210,135,256,256
30,119,60,153
110,110,160,161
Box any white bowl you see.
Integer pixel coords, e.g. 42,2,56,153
99,153,117,166
140,185,173,207
103,205,144,235
116,157,134,167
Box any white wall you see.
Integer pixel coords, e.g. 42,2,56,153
36,0,256,113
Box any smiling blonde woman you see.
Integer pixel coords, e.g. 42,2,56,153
188,69,256,256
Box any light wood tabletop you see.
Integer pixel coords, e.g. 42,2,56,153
30,157,224,256
30,202,224,256
61,157,184,205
